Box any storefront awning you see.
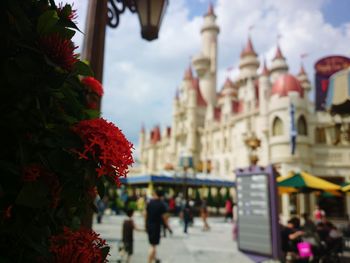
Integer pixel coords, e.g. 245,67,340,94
120,174,235,188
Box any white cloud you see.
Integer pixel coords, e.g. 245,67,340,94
65,0,350,151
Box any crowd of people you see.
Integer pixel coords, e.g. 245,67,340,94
94,188,235,263
280,205,350,262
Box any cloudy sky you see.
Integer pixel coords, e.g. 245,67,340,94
65,0,350,153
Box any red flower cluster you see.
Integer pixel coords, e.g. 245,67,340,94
72,118,134,185
39,33,78,71
57,3,78,22
82,77,104,97
50,227,108,263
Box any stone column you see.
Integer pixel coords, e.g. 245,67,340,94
281,194,290,224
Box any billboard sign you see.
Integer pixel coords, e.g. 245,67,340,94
235,165,281,260
315,56,350,111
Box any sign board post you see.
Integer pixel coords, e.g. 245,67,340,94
235,165,281,261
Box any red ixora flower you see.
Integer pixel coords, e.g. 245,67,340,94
82,77,104,97
57,2,78,22
72,118,134,185
39,33,78,71
50,227,108,263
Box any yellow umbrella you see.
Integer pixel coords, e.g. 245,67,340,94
342,184,350,192
278,186,298,195
278,171,341,191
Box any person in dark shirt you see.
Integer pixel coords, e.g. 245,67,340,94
122,209,141,263
280,217,304,261
145,190,170,263
183,200,191,234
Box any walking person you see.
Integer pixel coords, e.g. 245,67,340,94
183,200,191,234
313,205,326,223
121,209,142,263
224,198,233,222
200,198,210,231
145,190,172,263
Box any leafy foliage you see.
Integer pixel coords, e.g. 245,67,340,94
0,0,133,261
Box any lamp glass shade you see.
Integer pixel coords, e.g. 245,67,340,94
136,0,168,41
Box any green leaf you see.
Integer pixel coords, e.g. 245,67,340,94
101,246,110,260
73,61,94,77
37,10,59,34
16,181,49,208
84,109,100,119
71,216,81,230
55,27,76,39
97,179,105,199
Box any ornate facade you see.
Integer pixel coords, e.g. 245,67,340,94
138,5,350,218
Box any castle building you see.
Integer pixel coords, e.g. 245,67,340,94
138,5,350,219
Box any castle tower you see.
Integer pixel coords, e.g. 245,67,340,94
180,65,194,102
192,3,220,106
239,36,260,81
258,59,270,116
270,44,289,83
297,63,311,96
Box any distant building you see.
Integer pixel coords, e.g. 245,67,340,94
138,4,350,219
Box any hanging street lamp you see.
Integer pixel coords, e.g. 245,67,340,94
82,0,169,82
108,0,168,41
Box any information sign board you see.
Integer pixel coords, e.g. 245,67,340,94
235,166,280,260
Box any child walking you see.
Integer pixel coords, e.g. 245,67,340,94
121,209,141,263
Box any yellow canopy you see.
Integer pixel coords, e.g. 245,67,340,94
342,184,350,192
278,187,298,195
278,171,341,191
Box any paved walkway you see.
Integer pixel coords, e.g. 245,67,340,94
93,214,253,263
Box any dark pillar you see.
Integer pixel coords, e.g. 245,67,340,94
81,0,108,83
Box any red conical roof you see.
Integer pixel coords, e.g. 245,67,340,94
141,124,145,133
240,36,257,57
298,63,306,76
151,126,161,144
262,59,269,76
191,78,207,107
273,45,285,60
206,2,215,16
184,65,193,80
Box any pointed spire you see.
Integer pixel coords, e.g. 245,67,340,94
175,87,179,100
183,65,193,80
240,36,257,57
224,77,234,87
298,63,306,76
206,2,215,16
141,123,145,133
262,59,269,76
273,44,285,60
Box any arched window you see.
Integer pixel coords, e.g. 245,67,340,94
272,117,284,136
297,115,308,135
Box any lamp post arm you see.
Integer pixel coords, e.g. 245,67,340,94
107,0,137,28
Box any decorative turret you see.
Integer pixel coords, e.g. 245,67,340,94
239,36,260,80
261,59,269,76
297,63,311,95
183,65,193,80
270,44,289,83
259,60,270,116
219,78,237,98
192,3,220,106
